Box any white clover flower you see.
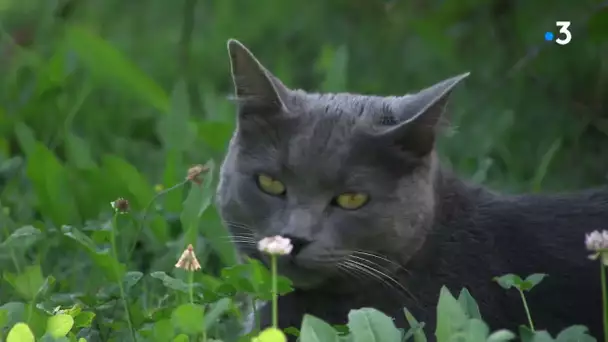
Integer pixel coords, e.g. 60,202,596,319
175,244,201,271
258,236,293,256
585,230,608,265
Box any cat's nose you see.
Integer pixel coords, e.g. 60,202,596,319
281,234,312,256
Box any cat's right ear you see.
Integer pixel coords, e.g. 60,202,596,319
227,39,289,114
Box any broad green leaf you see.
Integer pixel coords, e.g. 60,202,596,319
403,308,427,342
3,264,44,301
24,142,80,225
14,122,37,156
458,288,482,319
171,303,205,335
493,274,524,290
152,319,174,342
487,329,516,342
435,286,467,341
588,7,608,43
73,311,95,328
66,133,96,170
520,274,548,291
46,314,74,338
204,298,231,330
65,25,169,112
555,325,595,342
0,226,42,254
347,308,401,342
0,302,25,330
150,271,190,293
0,309,8,329
253,327,288,342
123,271,144,290
7,322,35,342
299,314,340,342
460,319,489,342
172,334,189,342
62,225,125,282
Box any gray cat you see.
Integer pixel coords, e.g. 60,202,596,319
216,39,608,340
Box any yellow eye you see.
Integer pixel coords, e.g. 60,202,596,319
335,192,369,210
256,174,286,196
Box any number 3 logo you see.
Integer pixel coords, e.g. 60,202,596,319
555,21,572,45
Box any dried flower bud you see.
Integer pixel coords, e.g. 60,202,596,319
111,198,130,214
258,236,293,256
186,164,209,185
175,244,201,271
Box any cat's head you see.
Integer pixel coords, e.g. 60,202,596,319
216,39,468,289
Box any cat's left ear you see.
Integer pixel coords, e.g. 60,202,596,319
227,39,290,115
375,72,470,157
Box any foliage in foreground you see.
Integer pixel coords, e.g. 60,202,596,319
0,165,601,342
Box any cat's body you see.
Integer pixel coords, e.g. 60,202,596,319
216,39,607,340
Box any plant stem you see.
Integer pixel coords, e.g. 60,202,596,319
601,261,608,342
111,214,137,342
189,270,207,342
271,255,278,329
518,290,535,331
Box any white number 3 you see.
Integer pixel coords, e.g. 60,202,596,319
555,21,572,45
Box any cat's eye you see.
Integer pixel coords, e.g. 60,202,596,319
256,174,286,196
334,192,369,210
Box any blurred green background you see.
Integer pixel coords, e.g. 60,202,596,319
0,0,607,339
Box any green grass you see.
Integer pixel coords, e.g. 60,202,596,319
0,0,607,341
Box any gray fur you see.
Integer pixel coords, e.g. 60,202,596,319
217,39,607,340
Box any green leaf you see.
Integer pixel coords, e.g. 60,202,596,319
458,288,482,319
24,142,80,225
435,286,468,341
0,226,42,254
66,133,96,170
588,7,608,43
555,325,595,342
171,303,205,335
152,319,174,342
204,298,231,330
3,264,45,301
73,311,95,328
403,308,427,342
123,271,144,290
150,271,190,293
493,274,524,290
197,121,234,153
254,327,288,342
347,308,401,342
180,160,215,246
46,314,74,338
520,274,548,292
62,225,126,282
172,334,190,342
0,309,7,329
459,319,489,342
299,314,340,342
65,25,169,112
487,329,516,342
7,322,35,342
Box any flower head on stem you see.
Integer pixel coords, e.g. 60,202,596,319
111,197,130,214
257,236,293,330
175,244,201,271
585,230,608,265
186,164,210,185
258,236,293,256
585,230,608,342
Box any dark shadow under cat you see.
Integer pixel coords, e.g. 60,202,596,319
215,39,607,341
